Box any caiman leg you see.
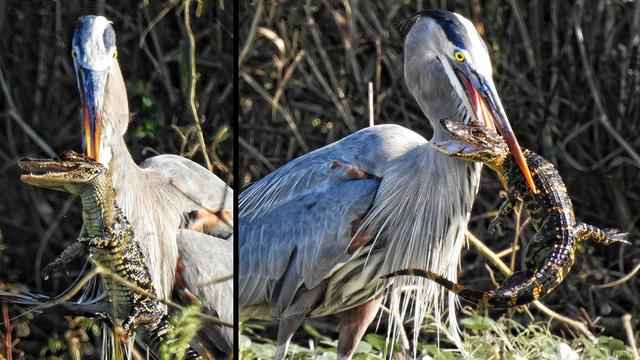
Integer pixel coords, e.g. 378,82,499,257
120,298,159,337
489,194,519,235
337,294,383,360
573,223,629,245
275,283,326,360
42,242,87,279
523,217,554,270
45,302,112,321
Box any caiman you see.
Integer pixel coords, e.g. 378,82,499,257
19,150,200,358
383,119,629,308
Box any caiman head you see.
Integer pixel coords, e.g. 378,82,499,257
430,118,510,173
19,150,109,196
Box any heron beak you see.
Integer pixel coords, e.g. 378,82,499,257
453,64,538,194
77,68,107,162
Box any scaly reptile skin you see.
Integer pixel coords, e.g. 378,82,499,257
20,150,200,358
384,120,628,308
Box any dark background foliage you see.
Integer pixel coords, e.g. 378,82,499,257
0,0,232,356
239,0,640,351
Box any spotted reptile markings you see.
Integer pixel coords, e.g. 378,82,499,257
19,151,201,359
383,120,629,308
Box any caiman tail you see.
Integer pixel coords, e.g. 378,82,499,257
382,269,488,305
383,267,549,308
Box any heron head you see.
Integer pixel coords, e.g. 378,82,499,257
404,10,537,193
72,15,127,165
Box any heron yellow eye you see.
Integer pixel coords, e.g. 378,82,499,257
113,50,118,58
454,51,465,62
72,50,78,58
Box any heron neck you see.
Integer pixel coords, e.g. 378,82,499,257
365,144,481,271
106,135,140,183
408,58,470,137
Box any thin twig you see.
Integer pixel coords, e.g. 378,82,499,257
138,0,180,48
197,274,233,288
238,0,263,67
594,263,640,289
495,245,520,259
3,305,12,360
368,81,374,127
622,314,638,360
379,304,410,351
184,0,213,171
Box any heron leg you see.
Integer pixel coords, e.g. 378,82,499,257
337,294,383,360
275,284,325,360
174,256,199,304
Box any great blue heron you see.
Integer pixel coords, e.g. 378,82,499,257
239,10,535,359
70,15,233,355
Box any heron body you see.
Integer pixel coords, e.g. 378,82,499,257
72,16,233,355
240,10,535,359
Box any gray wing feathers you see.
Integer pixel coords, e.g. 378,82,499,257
176,230,233,353
140,154,233,212
240,178,379,317
239,124,427,220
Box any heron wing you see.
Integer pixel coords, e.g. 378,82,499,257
240,178,379,317
139,154,233,213
176,230,233,354
239,124,427,220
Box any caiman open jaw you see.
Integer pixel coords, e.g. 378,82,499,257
431,118,510,171
19,150,106,195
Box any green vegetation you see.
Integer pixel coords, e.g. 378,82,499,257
160,304,204,360
241,315,636,360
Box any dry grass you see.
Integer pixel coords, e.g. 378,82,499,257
0,0,232,357
239,0,640,353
